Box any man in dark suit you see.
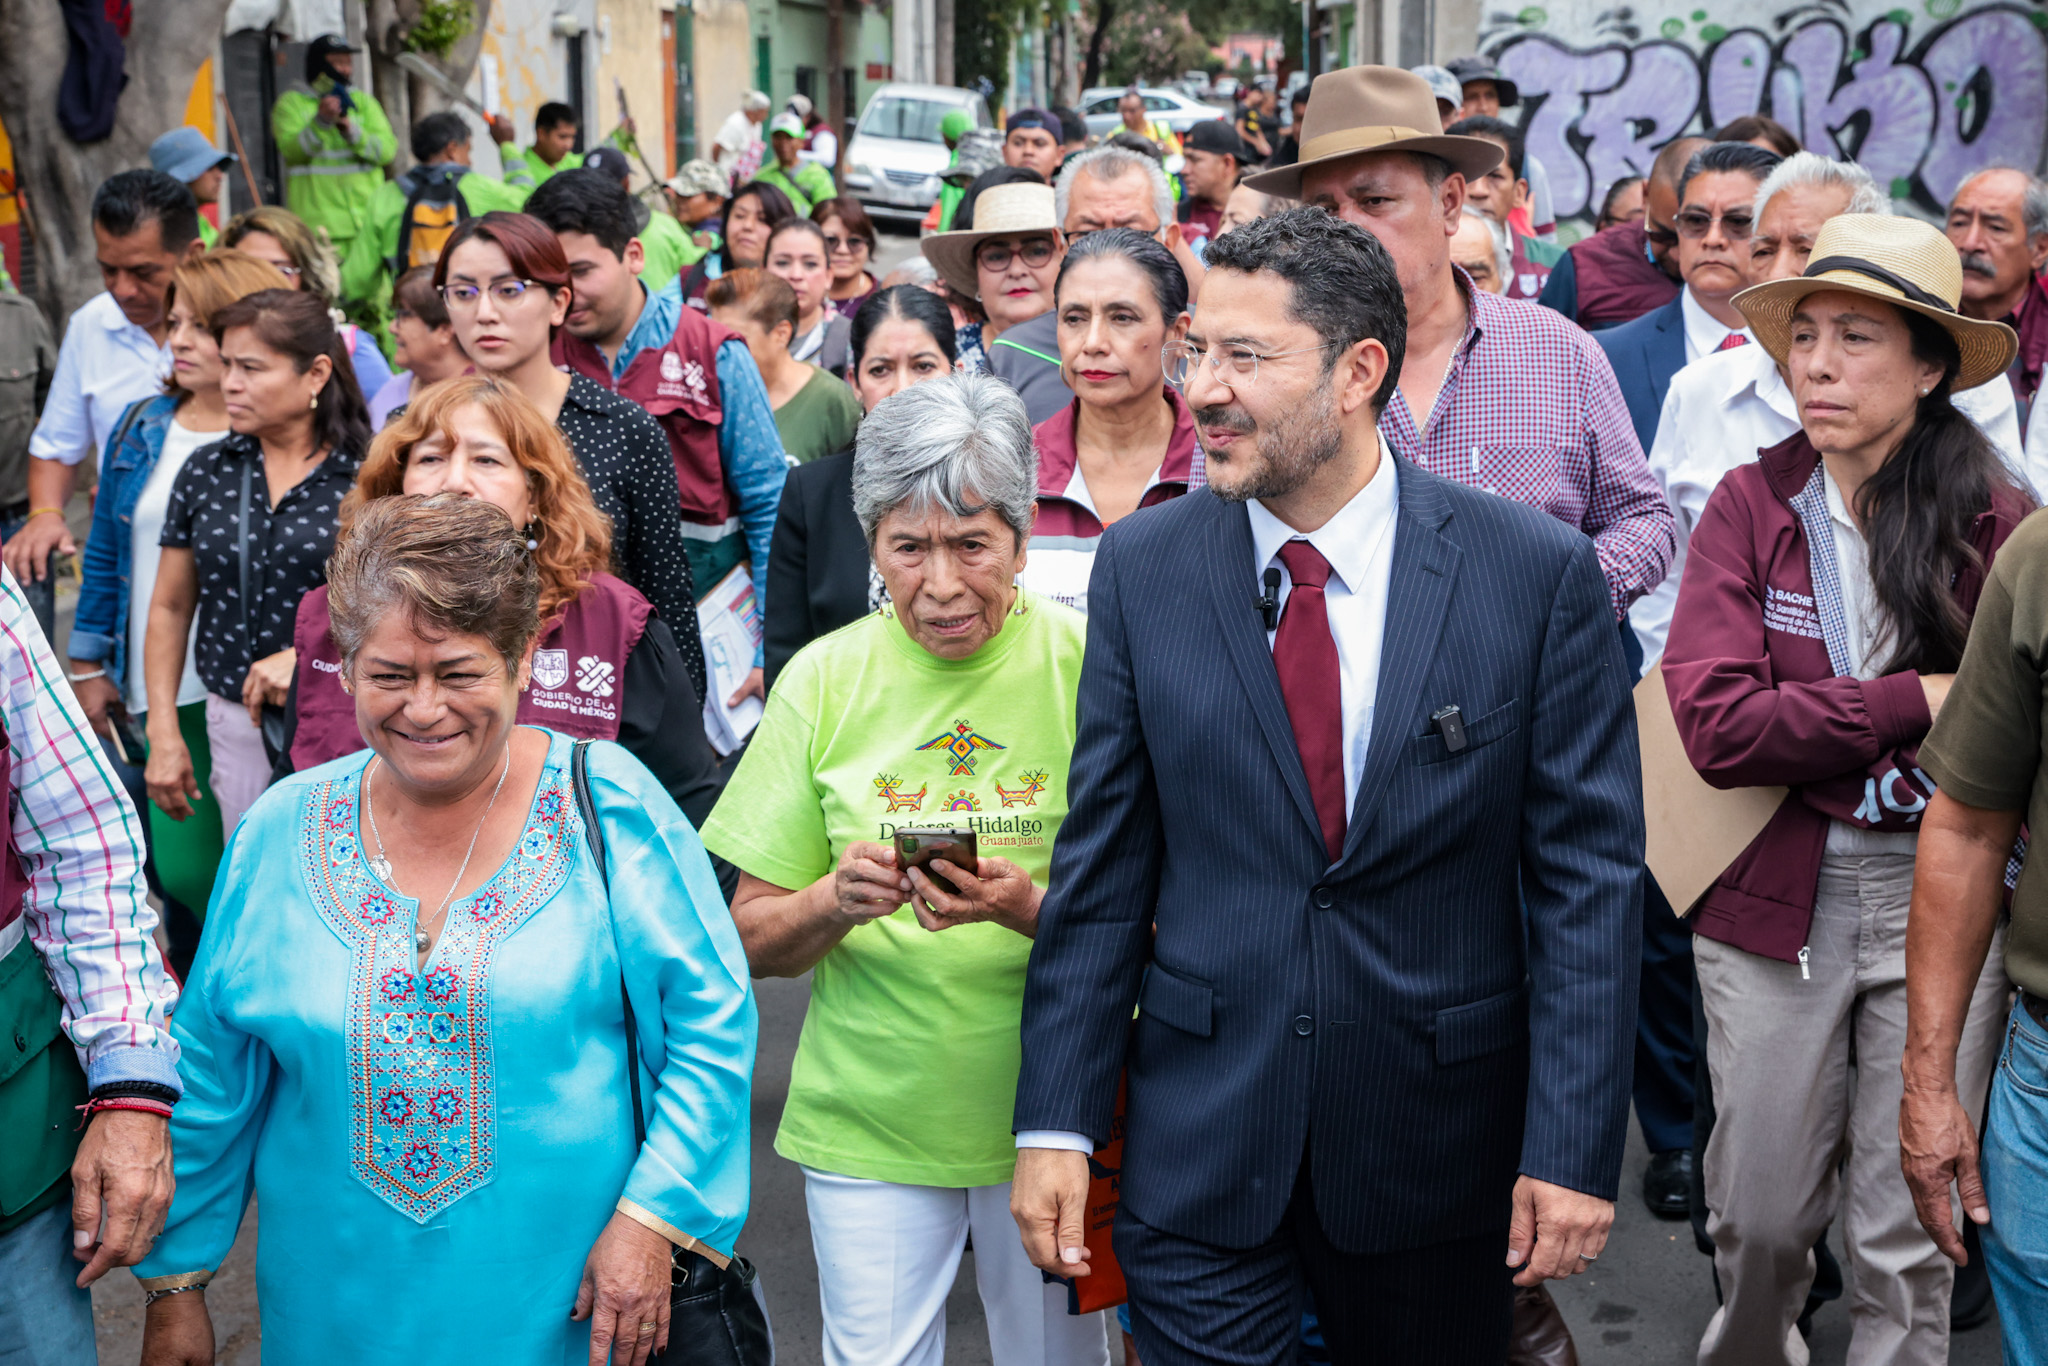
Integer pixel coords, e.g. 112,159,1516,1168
1010,207,1644,1364
1594,141,1782,453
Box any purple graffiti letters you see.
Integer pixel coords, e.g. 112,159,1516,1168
1496,41,1628,220
1919,8,2047,204
1493,5,2048,219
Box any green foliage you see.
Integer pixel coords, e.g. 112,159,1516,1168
402,0,476,58
1092,0,1213,85
956,0,1039,109
1081,0,1287,88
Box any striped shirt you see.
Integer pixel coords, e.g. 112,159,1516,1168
0,568,180,1094
1378,278,1675,621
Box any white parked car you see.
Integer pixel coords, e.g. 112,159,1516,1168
842,84,994,224
1078,86,1224,141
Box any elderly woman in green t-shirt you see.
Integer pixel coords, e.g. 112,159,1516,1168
701,373,1109,1365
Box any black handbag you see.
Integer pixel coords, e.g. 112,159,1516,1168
571,740,773,1366
236,460,288,758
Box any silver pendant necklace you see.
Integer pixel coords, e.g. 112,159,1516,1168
363,749,514,954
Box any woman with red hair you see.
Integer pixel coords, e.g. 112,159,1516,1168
435,212,707,703
278,375,727,889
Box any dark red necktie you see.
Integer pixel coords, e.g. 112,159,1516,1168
1717,332,1749,351
1275,541,1346,862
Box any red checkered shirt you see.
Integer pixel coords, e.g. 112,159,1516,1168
1378,282,1674,620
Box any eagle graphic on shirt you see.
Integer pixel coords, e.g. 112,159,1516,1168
916,720,1005,776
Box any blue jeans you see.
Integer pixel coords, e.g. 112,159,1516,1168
0,1202,95,1365
1983,1001,2048,1362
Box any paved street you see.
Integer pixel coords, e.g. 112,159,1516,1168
91,961,2007,1363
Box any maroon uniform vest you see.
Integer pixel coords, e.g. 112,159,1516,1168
288,574,655,771
554,307,740,529
1569,220,1680,329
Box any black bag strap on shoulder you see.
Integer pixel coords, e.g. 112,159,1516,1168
568,739,775,1366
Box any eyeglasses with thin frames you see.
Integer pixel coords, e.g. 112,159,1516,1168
1162,338,1342,388
824,235,871,255
975,238,1058,273
440,279,547,309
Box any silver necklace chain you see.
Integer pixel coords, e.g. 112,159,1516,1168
364,749,514,955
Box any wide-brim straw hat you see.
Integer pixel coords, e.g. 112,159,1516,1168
1243,66,1503,200
1733,214,2018,393
920,183,1062,298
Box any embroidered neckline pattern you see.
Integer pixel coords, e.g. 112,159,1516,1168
301,758,579,1223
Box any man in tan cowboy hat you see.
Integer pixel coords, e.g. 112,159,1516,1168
921,181,1075,423
1245,65,1672,629
1661,210,2026,1366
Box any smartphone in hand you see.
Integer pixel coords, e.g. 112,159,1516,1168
893,828,978,895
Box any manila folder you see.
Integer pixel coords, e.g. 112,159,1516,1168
1636,663,1786,916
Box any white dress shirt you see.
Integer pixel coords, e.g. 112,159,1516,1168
1679,286,1750,363
27,292,171,468
1019,439,1403,1155
1629,342,2033,668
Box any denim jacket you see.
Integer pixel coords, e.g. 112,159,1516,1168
68,395,180,690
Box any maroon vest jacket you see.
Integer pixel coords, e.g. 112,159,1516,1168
288,574,655,771
554,307,739,528
1568,221,1679,330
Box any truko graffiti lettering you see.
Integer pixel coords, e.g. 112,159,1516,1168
1491,4,2048,220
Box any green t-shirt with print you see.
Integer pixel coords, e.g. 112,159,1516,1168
701,592,1086,1187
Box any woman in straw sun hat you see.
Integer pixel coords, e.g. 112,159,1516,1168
919,182,1066,376
1664,212,2032,1365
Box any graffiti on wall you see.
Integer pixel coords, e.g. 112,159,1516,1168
1484,0,2048,219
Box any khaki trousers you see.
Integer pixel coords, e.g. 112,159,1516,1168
1694,852,2008,1366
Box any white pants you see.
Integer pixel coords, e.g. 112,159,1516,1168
802,1167,1110,1366
204,692,271,836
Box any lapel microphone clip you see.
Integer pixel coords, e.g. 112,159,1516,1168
1256,567,1282,631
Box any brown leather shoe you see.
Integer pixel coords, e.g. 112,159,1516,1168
1509,1283,1580,1366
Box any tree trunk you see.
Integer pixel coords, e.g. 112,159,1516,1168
936,0,955,87
1081,0,1113,91
364,0,494,175
0,0,235,327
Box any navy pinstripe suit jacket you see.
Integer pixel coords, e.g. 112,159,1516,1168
1014,458,1644,1255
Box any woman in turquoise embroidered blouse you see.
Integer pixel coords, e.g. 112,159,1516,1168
134,494,755,1366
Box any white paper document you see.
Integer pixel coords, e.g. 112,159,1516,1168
698,565,765,756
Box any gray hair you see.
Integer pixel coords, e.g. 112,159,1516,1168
1461,204,1511,280
1951,166,2048,240
853,372,1039,545
742,90,772,113
1753,152,1891,226
1054,145,1174,233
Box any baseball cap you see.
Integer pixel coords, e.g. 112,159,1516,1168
1006,108,1059,136
1184,120,1248,160
582,146,633,184
768,112,806,139
1409,65,1464,112
940,109,973,142
665,159,728,199
149,126,235,184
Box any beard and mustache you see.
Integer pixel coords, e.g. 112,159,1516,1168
1195,385,1346,503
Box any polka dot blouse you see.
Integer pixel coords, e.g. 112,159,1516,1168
160,433,361,700
552,374,706,702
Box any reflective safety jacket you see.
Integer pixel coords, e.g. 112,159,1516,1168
271,83,397,250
